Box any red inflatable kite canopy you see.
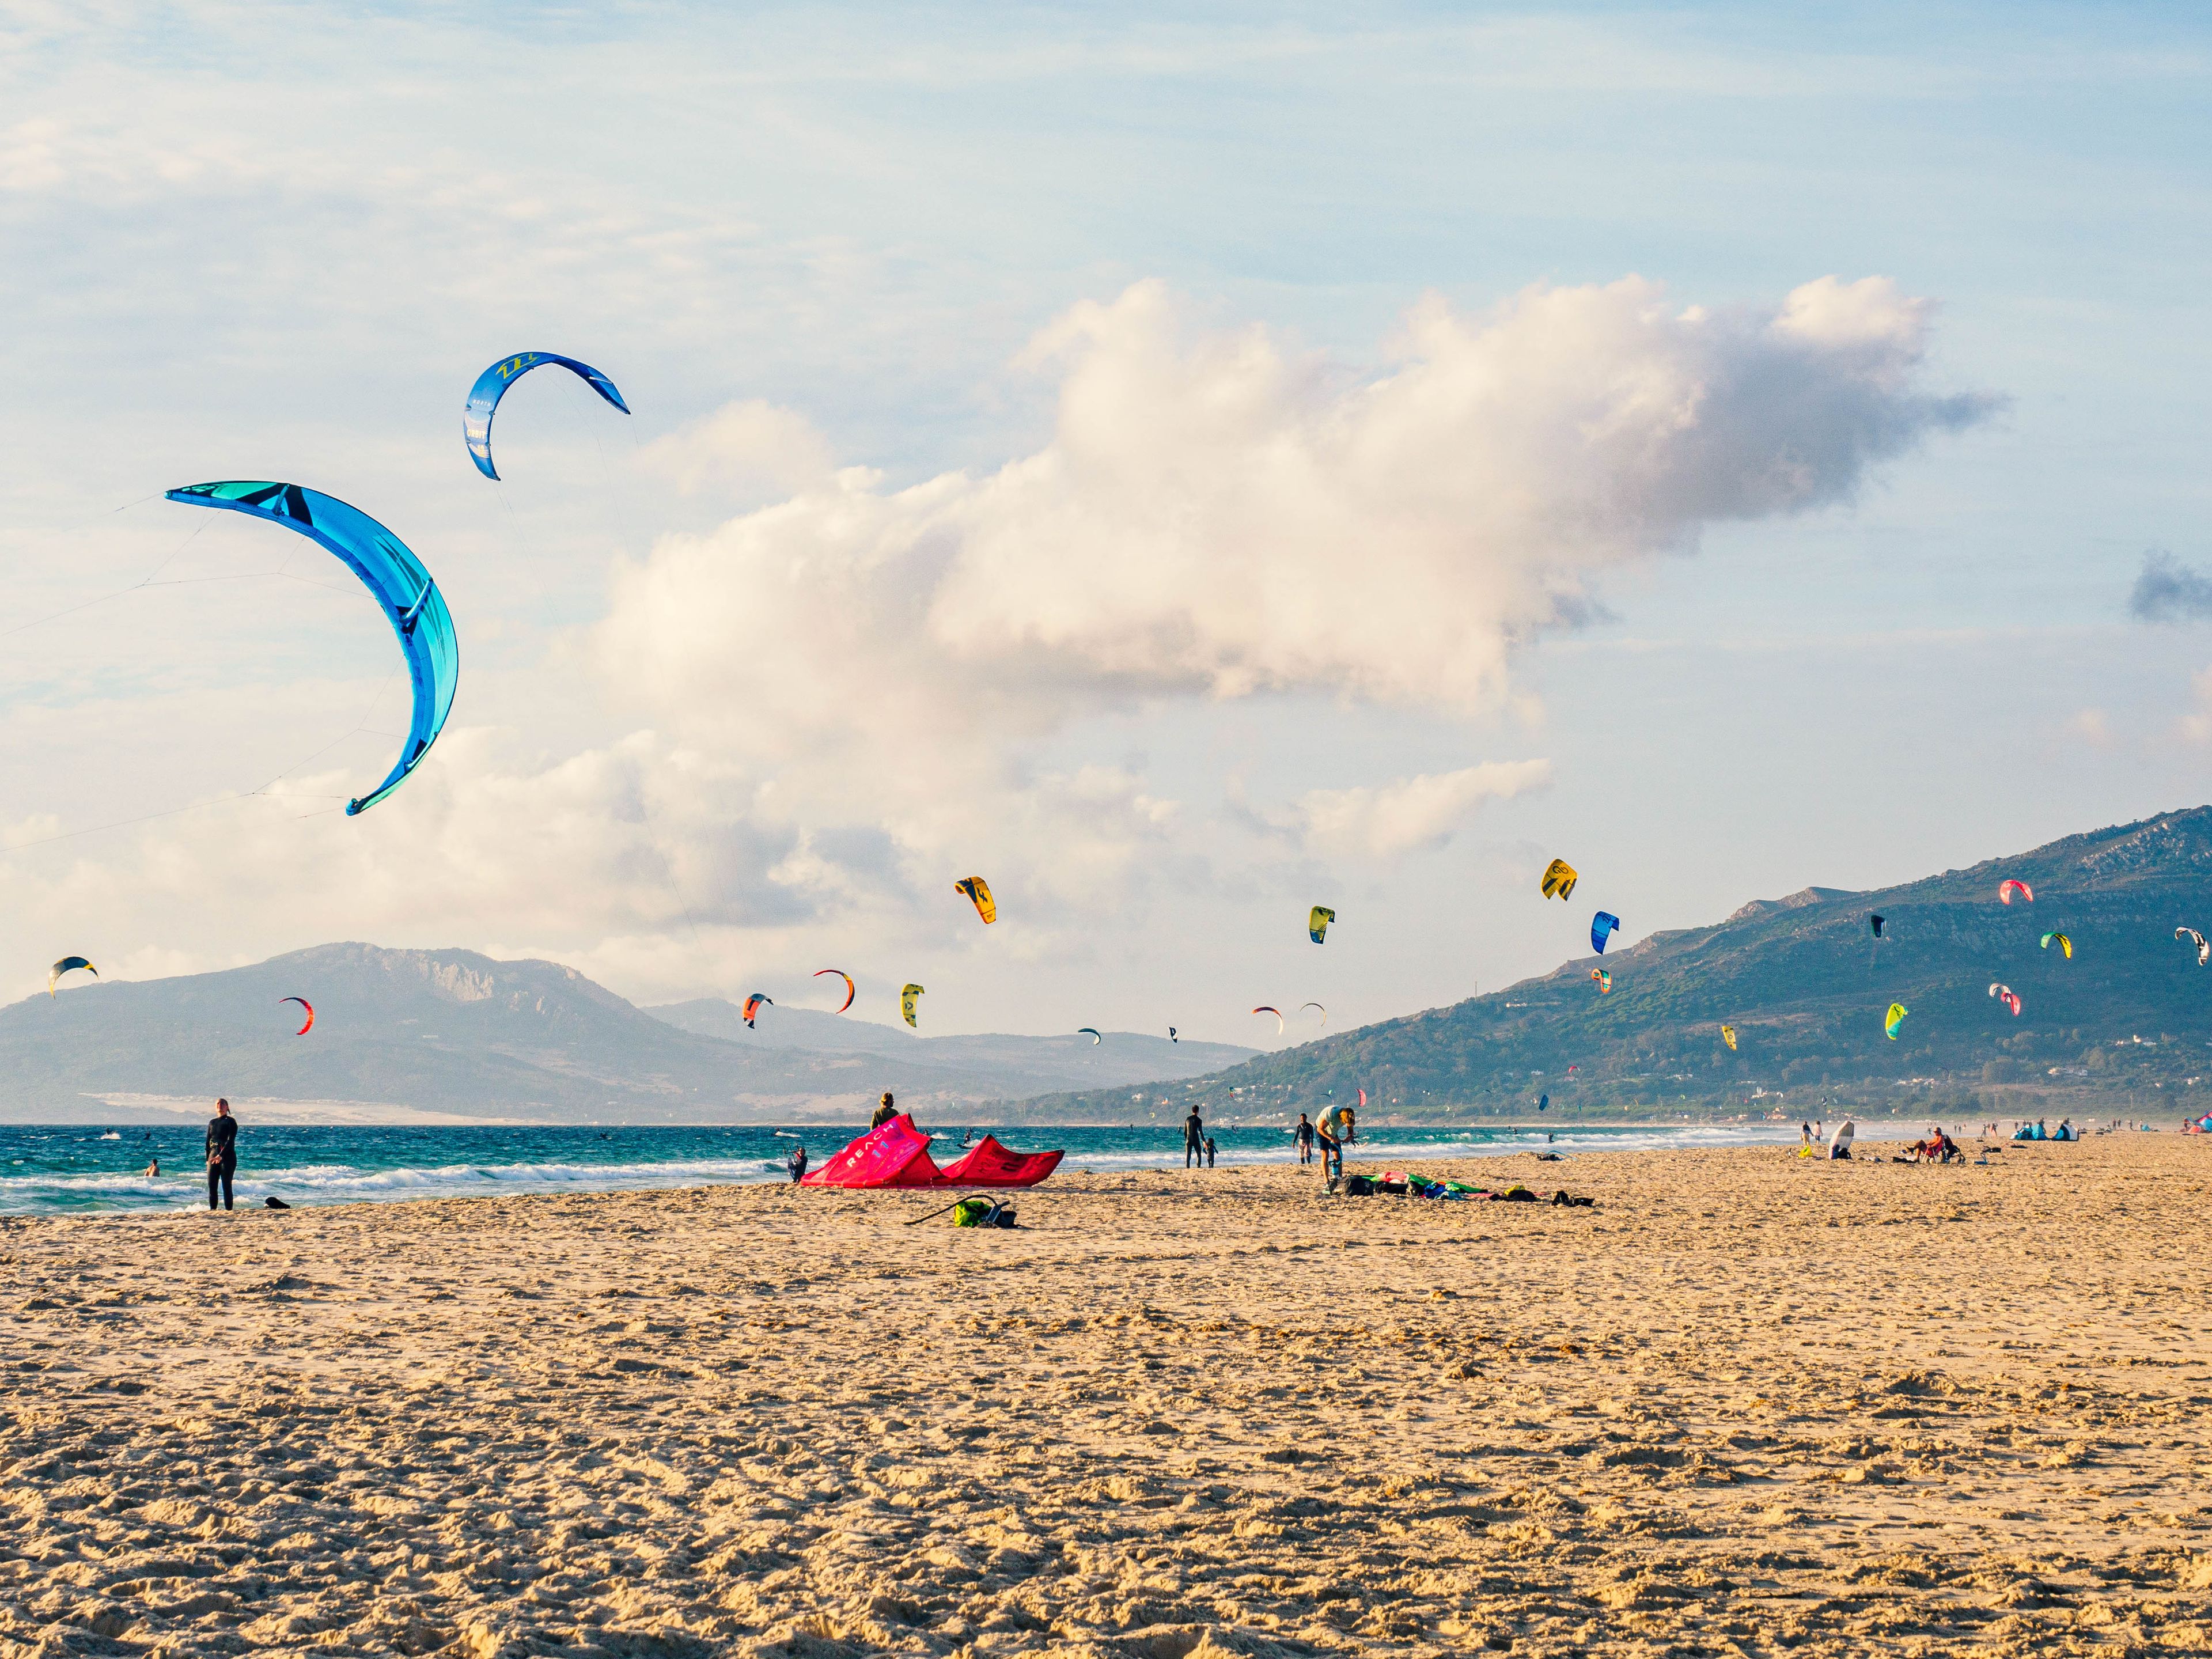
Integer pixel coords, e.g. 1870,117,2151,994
937,1135,1063,1188
800,1115,1061,1190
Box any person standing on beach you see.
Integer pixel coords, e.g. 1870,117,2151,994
786,1142,808,1183
1294,1113,1315,1164
205,1099,237,1212
1185,1106,1206,1169
870,1092,898,1130
1203,1134,1217,1169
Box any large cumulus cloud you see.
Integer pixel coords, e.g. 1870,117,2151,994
603,275,1989,749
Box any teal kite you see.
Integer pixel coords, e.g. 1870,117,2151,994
165,483,457,815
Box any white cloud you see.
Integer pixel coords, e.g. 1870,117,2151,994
2063,707,2115,748
638,401,838,498
586,273,1984,916
600,275,1987,757
2180,671,2212,744
1296,760,1552,859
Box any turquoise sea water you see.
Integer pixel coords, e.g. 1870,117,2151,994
0,1119,1811,1216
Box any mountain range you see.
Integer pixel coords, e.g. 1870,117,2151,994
1018,805,2212,1126
0,943,1252,1124
18,806,2211,1128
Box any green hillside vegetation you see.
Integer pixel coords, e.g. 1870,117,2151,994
1014,806,2212,1128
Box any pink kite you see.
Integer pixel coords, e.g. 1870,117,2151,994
800,1114,942,1188
936,1135,1064,1188
800,1114,1062,1190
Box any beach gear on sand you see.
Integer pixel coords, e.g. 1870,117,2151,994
801,1113,1062,1190
952,1198,1017,1228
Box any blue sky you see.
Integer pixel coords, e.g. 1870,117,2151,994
1,3,2207,1043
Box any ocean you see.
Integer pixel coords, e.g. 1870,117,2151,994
0,1118,1819,1217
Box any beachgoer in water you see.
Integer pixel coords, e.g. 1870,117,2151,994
786,1143,808,1183
1294,1113,1315,1164
870,1092,898,1130
1185,1107,1206,1169
205,1099,237,1212
143,1156,160,1177
1203,1135,1217,1169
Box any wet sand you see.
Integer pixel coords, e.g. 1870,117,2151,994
5,1133,2212,1657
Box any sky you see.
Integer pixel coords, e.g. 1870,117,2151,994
2,2,2209,1044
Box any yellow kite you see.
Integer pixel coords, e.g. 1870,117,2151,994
955,877,996,925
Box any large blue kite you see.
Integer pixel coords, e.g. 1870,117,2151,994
164,482,458,816
1590,911,1622,954
462,353,630,480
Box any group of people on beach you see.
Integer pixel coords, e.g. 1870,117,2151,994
1181,1102,1359,1181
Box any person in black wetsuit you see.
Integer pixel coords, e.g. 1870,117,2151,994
786,1142,808,1183
1184,1107,1205,1169
205,1099,237,1212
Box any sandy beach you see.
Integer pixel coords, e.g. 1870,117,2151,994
5,1134,2211,1658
